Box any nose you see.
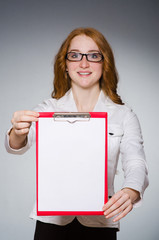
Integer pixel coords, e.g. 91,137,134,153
79,55,89,68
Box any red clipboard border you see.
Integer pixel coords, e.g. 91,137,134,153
36,112,108,216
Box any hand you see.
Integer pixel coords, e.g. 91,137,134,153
9,110,39,149
11,110,39,136
102,188,140,222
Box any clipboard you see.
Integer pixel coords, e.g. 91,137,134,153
36,112,108,216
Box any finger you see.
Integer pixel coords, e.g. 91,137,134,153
12,115,38,125
103,193,130,216
13,122,31,130
105,198,131,219
19,110,39,117
102,191,123,211
12,111,39,123
14,128,30,136
113,204,133,222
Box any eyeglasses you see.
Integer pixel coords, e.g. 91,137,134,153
66,52,104,62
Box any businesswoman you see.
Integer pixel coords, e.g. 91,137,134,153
5,28,149,240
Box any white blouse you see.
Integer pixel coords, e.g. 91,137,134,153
5,89,149,229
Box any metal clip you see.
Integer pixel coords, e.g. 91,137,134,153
53,112,91,124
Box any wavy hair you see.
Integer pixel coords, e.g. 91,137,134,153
51,27,123,105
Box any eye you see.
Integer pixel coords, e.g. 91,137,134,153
69,52,79,58
87,53,103,62
90,53,99,59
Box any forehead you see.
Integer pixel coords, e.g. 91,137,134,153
68,35,99,52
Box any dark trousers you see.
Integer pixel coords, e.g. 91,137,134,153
34,218,117,240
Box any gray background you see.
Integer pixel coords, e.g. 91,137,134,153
0,0,158,239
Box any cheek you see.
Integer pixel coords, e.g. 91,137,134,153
93,65,103,77
66,62,78,72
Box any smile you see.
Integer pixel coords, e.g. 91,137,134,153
78,72,92,76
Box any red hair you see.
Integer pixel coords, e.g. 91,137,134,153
51,27,123,105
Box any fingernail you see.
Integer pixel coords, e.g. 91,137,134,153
104,210,108,215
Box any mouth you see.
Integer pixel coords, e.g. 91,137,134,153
77,72,92,76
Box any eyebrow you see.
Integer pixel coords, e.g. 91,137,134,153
69,49,100,53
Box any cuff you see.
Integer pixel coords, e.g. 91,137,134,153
5,128,30,155
121,184,144,208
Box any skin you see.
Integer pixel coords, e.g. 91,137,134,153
9,34,140,222
66,35,102,112
9,111,39,149
102,188,139,222
66,35,103,91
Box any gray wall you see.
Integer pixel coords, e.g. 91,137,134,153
0,0,158,239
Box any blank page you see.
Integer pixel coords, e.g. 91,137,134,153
36,113,107,215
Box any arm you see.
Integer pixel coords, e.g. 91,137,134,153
103,110,148,222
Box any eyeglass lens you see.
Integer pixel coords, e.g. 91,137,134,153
66,52,103,62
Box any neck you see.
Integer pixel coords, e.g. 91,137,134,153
72,85,101,112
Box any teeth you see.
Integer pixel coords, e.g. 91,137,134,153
79,72,90,75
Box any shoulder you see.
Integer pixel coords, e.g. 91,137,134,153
32,98,59,112
105,95,136,118
115,103,135,119
32,90,74,112
103,94,139,128
113,103,140,130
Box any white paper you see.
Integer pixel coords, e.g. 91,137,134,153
38,117,106,212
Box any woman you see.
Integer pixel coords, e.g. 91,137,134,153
5,28,149,240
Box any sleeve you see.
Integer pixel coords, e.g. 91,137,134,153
4,99,54,155
120,109,149,207
5,124,35,154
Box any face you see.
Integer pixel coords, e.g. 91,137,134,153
66,35,103,90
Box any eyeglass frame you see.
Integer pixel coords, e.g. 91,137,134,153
65,52,104,63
